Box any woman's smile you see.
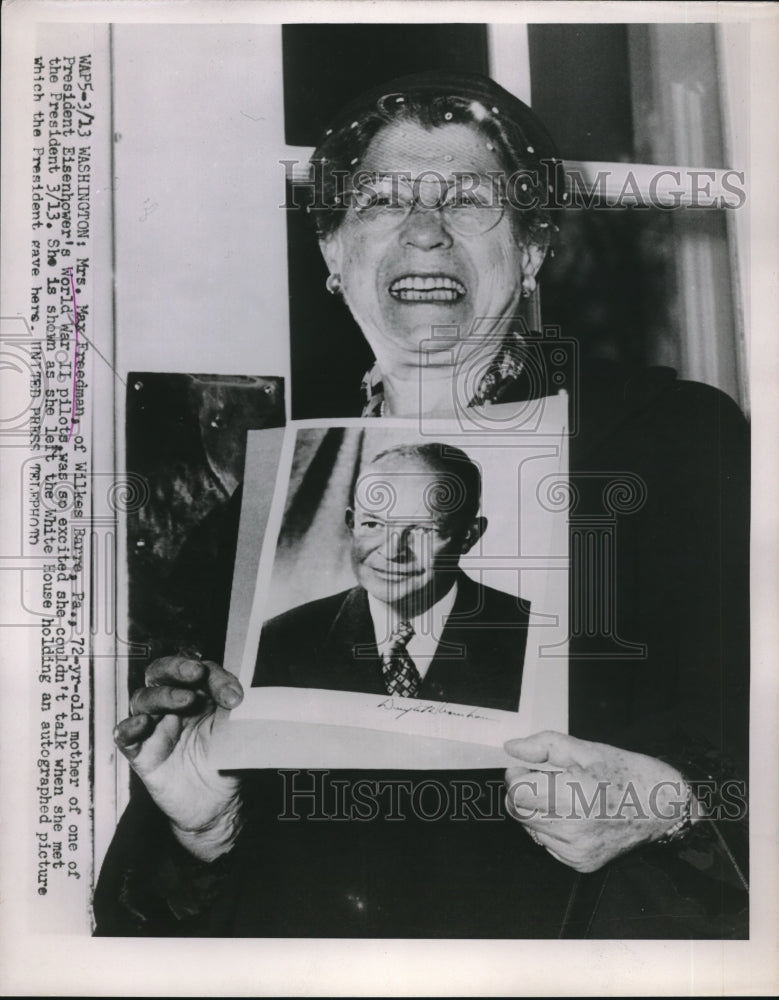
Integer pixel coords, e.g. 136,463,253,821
388,273,467,303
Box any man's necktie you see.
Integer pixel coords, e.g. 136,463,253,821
381,620,422,697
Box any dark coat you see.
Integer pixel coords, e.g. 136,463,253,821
253,575,530,712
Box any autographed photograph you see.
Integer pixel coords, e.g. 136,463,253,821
1,4,776,996
213,414,569,770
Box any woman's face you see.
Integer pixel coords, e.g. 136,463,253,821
320,121,545,372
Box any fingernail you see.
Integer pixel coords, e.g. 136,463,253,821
223,685,242,708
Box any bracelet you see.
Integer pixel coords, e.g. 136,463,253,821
656,780,695,844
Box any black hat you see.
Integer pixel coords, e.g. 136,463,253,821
317,69,561,169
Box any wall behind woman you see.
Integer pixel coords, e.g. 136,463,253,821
112,24,290,382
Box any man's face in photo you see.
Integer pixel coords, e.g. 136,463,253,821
347,452,481,615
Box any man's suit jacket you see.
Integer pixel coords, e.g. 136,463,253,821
253,573,531,712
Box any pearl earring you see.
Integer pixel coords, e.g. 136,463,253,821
326,273,342,295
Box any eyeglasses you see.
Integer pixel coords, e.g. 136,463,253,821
347,174,507,236
348,509,454,543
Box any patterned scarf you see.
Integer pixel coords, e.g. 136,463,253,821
360,330,528,417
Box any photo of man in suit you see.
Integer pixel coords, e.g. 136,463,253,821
253,443,531,712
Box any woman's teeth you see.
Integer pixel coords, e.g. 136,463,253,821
389,275,466,302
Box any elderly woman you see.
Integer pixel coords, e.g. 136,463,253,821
95,72,748,938
306,72,563,418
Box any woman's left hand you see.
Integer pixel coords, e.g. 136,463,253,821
504,731,691,873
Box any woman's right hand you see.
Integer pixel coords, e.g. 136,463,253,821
114,655,244,861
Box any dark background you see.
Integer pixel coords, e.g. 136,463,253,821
125,373,284,683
